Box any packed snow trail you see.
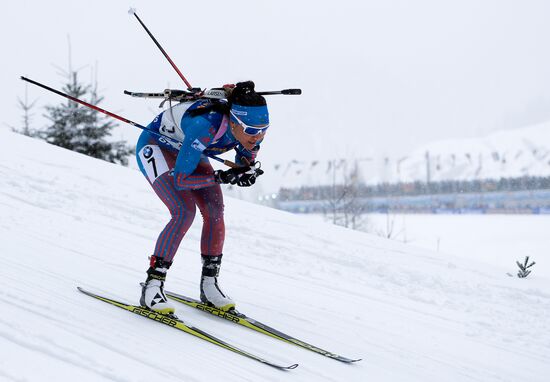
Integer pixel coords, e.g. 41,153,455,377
0,129,549,381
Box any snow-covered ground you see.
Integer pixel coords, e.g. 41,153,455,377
1,129,550,382
366,213,550,278
303,213,550,278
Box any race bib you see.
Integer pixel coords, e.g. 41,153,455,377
138,145,170,183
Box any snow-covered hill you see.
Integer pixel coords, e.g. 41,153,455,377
387,121,550,183
1,129,549,381
254,122,550,197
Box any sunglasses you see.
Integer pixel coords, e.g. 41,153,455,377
230,110,269,136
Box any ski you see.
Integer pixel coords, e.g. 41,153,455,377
77,287,298,370
164,289,361,363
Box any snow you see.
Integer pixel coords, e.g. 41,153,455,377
301,213,550,279
250,121,550,198
389,120,550,183
1,129,550,381
365,213,550,278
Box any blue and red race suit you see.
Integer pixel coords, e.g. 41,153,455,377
135,99,261,261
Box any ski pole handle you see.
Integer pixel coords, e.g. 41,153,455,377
257,89,302,96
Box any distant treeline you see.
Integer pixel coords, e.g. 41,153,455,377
278,175,550,201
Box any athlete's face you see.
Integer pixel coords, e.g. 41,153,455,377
230,120,266,151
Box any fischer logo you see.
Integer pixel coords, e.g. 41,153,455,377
196,304,239,323
133,307,178,327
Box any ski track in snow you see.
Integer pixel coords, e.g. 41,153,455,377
1,130,549,381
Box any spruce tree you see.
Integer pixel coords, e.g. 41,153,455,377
43,71,133,165
12,83,39,137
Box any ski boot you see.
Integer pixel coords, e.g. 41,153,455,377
140,256,175,315
200,254,235,312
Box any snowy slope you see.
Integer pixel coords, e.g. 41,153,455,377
1,129,549,382
389,121,550,183
255,121,550,196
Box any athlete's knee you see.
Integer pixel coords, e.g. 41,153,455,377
203,206,224,226
171,203,197,226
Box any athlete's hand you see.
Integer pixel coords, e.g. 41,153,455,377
237,168,264,187
214,166,250,185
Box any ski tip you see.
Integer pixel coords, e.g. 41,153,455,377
343,358,362,363
77,286,91,295
128,8,136,16
77,286,93,296
286,363,299,370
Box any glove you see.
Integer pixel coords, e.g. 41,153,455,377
214,166,250,185
237,168,264,187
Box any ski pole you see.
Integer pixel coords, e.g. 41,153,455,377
21,76,147,130
257,89,302,96
200,153,240,168
20,76,239,168
127,9,302,98
128,8,195,91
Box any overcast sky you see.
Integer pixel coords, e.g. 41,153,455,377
3,0,550,164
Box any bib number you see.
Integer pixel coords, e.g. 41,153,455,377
138,145,170,183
